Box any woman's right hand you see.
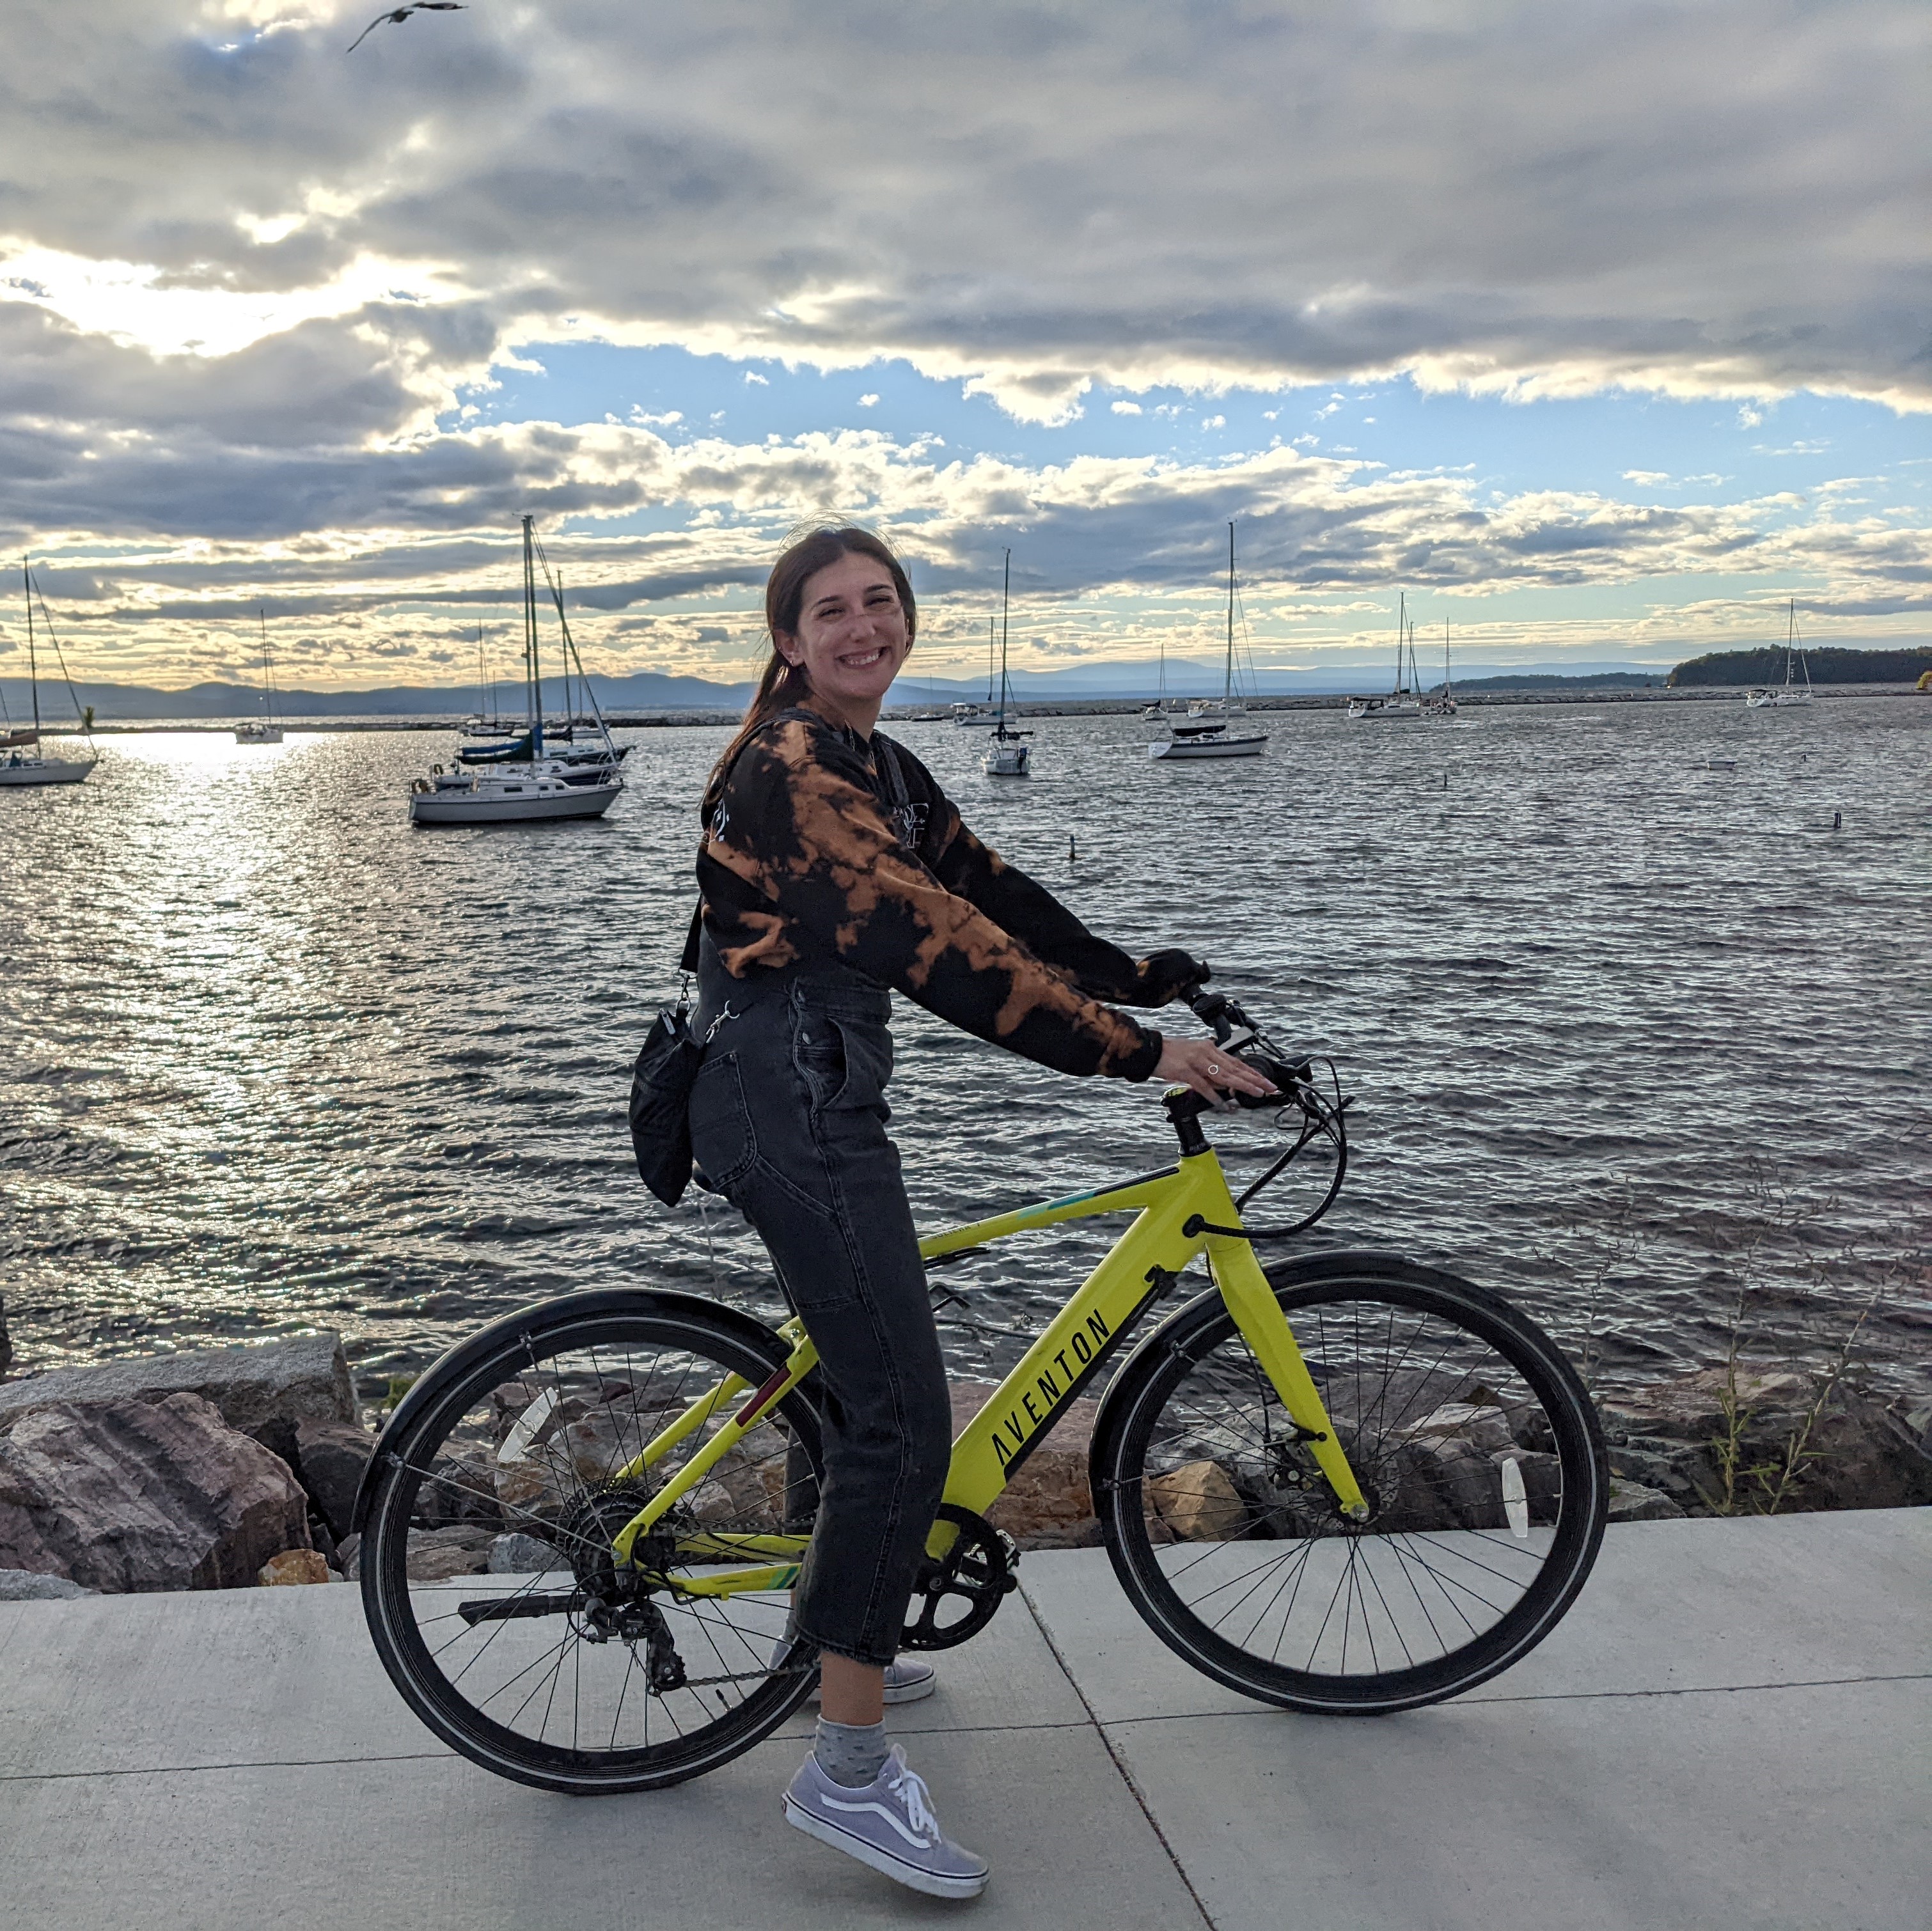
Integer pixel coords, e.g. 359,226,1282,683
1155,1036,1279,1106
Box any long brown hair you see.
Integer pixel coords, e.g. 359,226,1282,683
703,525,916,818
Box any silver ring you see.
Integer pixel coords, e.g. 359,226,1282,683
1207,1061,1221,1074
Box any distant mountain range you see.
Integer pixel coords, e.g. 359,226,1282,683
1,657,1692,722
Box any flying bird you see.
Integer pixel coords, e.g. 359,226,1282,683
346,3,467,55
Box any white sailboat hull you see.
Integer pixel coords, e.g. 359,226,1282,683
0,756,96,786
982,743,1030,776
409,776,622,824
1745,689,1811,708
1148,732,1267,760
233,724,284,743
1346,699,1424,721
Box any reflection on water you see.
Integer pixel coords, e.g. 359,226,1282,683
2,704,1927,1400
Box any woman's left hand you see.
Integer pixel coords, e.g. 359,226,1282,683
1156,1036,1279,1106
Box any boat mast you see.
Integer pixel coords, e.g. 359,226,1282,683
1225,522,1236,705
1395,591,1406,696
259,607,274,729
1444,617,1452,699
996,550,1010,730
521,514,542,758
24,559,40,739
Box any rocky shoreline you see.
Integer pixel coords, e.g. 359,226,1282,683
2,1332,1927,1601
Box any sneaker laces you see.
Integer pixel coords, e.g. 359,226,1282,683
883,1755,939,1840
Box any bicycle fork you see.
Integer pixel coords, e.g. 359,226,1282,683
1202,1230,1371,1522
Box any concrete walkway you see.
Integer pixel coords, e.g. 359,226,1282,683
2,1508,1924,1930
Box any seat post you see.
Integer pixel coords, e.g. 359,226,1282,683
1161,1087,1210,1157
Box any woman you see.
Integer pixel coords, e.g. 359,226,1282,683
687,526,1272,1900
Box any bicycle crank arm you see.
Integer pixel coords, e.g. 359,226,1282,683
456,1590,583,1627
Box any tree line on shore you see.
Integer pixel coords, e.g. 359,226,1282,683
1669,645,1932,686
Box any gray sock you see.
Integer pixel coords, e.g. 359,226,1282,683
815,1716,889,1788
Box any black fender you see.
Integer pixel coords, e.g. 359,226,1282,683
1090,1247,1448,1486
349,1287,796,1535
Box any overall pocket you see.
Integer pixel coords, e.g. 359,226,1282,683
686,1050,758,1192
795,1012,893,1118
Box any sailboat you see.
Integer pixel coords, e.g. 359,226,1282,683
409,517,624,824
1142,632,1175,720
1346,594,1425,721
233,609,283,743
982,551,1032,778
1422,617,1458,719
2,562,97,788
1745,602,1813,709
1148,524,1268,760
952,618,1001,726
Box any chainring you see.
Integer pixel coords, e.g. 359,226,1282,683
900,1503,1019,1652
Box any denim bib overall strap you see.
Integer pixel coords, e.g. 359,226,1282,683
687,932,950,1669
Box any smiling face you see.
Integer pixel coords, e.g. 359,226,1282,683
775,548,912,728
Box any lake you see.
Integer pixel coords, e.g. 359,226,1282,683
3,696,1926,1404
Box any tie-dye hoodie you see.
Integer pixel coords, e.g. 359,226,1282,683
697,707,1188,1080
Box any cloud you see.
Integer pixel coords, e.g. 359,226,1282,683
858,393,879,407
0,1,1928,690
8,418,1927,689
1,1,1926,420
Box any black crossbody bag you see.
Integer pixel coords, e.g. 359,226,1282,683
626,905,705,1207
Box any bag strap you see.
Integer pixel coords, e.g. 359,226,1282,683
678,900,702,978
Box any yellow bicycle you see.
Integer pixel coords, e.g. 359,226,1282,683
356,985,1609,1794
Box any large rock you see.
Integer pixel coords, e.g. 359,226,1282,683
1601,1363,1932,1514
1146,1460,1246,1540
406,1525,495,1581
950,1379,1102,1549
292,1419,375,1543
0,1294,12,1375
1606,1478,1686,1523
0,1393,311,1592
1600,1364,1810,1443
0,1334,359,1465
0,1567,97,1600
258,1549,333,1586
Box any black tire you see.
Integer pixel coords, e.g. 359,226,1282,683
360,1302,822,1793
1094,1255,1608,1715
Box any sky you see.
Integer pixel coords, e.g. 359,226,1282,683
0,0,1927,692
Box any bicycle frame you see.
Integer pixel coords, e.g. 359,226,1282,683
605,1139,1368,1591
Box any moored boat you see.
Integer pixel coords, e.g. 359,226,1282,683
409,517,624,826
1,562,97,788
981,551,1032,778
233,609,283,743
1745,602,1813,709
1346,594,1425,721
1149,524,1267,761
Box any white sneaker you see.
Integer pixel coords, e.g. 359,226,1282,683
773,1646,939,1706
784,1743,989,1899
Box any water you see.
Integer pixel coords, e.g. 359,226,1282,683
3,700,1927,1403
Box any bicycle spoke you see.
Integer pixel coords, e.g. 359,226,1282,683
1112,1270,1602,1703
363,1312,824,1790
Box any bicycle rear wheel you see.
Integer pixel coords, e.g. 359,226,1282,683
359,1302,822,1793
1096,1256,1607,1714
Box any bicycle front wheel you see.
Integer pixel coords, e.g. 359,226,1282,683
359,1302,822,1793
1096,1256,1608,1715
